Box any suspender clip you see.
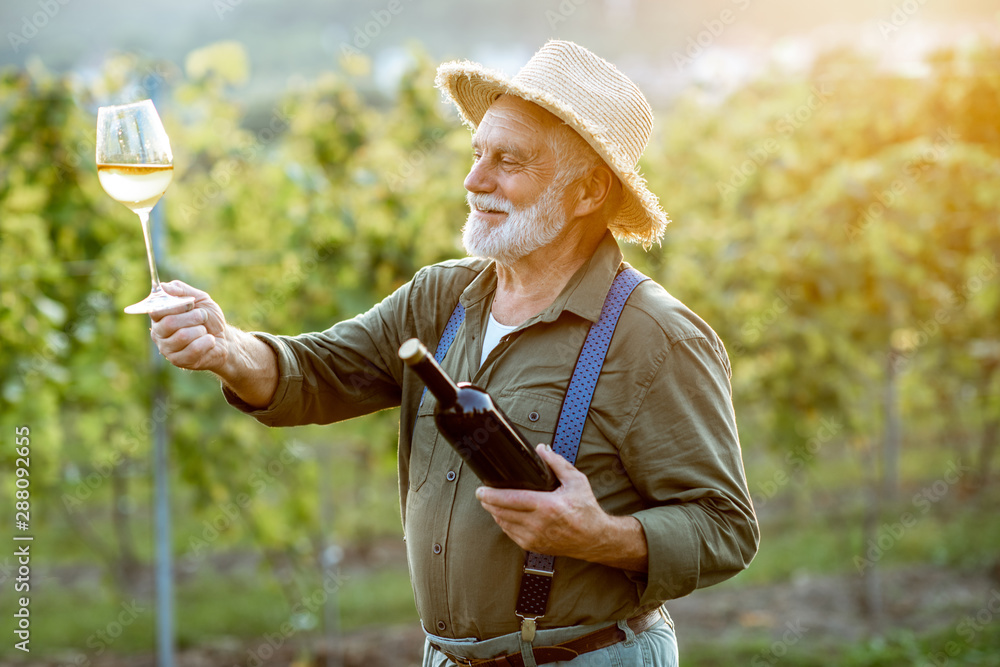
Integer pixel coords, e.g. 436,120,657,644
518,615,539,643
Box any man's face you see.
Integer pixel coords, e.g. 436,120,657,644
462,95,570,265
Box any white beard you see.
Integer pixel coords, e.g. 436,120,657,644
462,182,569,266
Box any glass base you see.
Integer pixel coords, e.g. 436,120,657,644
124,288,195,315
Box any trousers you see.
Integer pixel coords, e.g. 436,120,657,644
422,616,678,667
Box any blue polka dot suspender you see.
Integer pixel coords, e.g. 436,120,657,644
429,267,648,636
418,303,466,406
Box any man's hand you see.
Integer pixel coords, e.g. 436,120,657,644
149,281,229,373
476,445,649,572
149,280,278,409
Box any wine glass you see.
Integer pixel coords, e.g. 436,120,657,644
96,100,194,314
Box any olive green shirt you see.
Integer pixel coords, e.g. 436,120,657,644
225,232,758,639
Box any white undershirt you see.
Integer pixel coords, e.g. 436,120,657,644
480,313,519,367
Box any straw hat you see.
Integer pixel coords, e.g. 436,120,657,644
435,40,668,248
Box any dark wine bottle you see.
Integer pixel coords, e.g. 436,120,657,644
399,338,559,491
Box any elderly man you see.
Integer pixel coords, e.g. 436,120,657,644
151,41,758,666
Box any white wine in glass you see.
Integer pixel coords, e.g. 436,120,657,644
96,100,194,314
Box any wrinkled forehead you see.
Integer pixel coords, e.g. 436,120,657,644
471,94,563,152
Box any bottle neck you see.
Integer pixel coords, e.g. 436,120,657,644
410,354,459,407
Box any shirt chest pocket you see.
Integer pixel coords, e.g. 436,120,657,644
407,390,564,492
491,390,562,452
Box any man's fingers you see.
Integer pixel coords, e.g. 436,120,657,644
153,308,209,336
161,280,211,302
538,444,569,469
476,446,580,512
477,486,545,512
144,282,227,373
176,333,218,367
537,444,585,486
170,324,210,348
151,324,208,355
148,299,193,321
155,330,219,370
478,500,525,530
165,335,217,371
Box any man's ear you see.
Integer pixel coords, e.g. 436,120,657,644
571,164,616,219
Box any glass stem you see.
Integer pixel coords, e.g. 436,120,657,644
137,208,162,293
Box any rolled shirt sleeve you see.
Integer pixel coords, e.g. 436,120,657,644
221,287,410,426
221,261,481,428
622,335,759,606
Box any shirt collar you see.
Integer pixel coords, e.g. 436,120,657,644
460,231,624,325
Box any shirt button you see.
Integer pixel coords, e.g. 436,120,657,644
433,543,442,555
446,470,457,482
437,620,447,632
528,411,540,422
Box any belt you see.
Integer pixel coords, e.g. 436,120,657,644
435,609,663,667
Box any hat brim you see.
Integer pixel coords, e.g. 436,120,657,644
435,61,668,248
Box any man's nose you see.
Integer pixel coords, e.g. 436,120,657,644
464,158,495,195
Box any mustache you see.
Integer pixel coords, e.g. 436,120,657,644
466,192,513,214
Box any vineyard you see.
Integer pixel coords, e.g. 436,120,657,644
1,38,999,665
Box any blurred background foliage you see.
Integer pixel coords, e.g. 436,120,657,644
1,36,999,665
